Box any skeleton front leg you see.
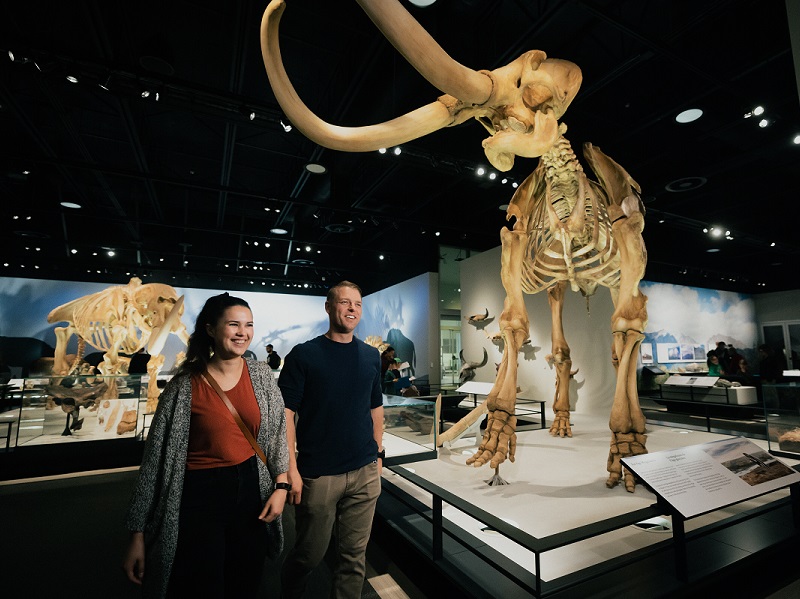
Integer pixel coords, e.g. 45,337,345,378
547,280,573,438
606,210,648,492
144,354,165,413
467,226,529,469
52,326,76,375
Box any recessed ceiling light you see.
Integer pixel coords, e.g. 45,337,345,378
305,163,326,174
675,108,702,123
665,177,706,192
793,134,800,145
66,75,79,83
270,227,288,235
706,248,720,253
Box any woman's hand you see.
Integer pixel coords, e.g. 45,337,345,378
259,489,287,522
122,531,146,585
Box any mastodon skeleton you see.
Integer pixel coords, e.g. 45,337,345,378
47,277,190,412
261,0,648,491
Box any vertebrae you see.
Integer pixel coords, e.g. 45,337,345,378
521,136,620,295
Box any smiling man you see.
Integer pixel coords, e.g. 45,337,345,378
277,281,384,599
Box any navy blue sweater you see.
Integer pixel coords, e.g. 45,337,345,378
278,335,382,477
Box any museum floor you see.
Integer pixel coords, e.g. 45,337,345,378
2,417,800,598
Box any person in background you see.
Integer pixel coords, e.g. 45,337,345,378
266,344,282,370
729,358,756,386
278,281,383,599
758,344,784,384
380,346,396,377
122,293,290,599
707,351,724,376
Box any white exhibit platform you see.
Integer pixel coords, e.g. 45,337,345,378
381,412,798,582
661,375,758,405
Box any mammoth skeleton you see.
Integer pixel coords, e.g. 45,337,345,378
47,277,190,412
261,0,648,491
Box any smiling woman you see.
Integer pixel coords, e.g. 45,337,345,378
123,292,290,598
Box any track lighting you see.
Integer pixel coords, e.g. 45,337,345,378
8,50,32,64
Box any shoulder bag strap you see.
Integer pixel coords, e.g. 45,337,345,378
203,368,268,465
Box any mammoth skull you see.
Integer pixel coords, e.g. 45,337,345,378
260,0,582,172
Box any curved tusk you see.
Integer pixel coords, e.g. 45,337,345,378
357,0,492,105
261,0,454,152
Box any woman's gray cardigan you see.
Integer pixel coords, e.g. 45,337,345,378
125,358,289,599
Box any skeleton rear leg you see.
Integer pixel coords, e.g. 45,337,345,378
547,280,573,438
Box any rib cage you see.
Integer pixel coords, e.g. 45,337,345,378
520,137,620,296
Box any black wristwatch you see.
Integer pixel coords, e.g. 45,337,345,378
275,482,292,491
377,449,386,460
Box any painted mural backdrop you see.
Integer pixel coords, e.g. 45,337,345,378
0,276,327,372
639,281,757,373
358,273,431,382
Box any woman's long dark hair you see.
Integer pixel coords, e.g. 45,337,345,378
176,293,251,376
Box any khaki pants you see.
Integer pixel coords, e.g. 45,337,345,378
281,462,381,599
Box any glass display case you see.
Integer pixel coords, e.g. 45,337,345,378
382,393,440,465
762,382,800,458
2,374,155,448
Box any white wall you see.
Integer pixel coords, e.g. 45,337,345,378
460,247,617,416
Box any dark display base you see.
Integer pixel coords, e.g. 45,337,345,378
0,438,144,481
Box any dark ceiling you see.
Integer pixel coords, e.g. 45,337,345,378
2,0,799,298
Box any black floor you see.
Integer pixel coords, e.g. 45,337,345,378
1,442,799,599
0,467,430,599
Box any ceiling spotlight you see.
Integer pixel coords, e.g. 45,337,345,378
393,147,402,155
141,90,151,98
379,254,385,260
378,148,387,154
753,105,765,116
8,51,32,64
488,172,497,180
675,108,702,123
476,167,486,176
107,250,116,257
60,201,82,209
280,120,291,132
66,75,79,83
758,119,769,128
512,182,519,188
305,163,327,174
70,249,78,254
793,134,800,145
501,178,508,184
270,227,288,235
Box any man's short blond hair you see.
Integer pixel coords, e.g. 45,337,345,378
326,280,362,303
